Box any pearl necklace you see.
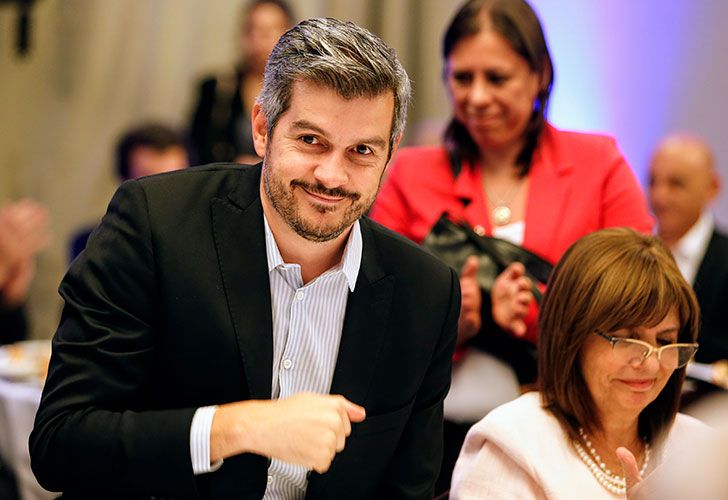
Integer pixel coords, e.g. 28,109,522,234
572,427,650,496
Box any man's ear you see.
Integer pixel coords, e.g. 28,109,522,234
252,103,268,158
386,133,403,166
708,170,722,202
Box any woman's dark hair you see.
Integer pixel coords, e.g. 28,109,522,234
244,0,295,28
538,228,700,445
442,0,553,177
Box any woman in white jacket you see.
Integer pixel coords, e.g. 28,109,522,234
451,228,706,499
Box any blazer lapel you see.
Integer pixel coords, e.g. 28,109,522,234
210,168,273,400
524,129,573,259
693,230,719,291
329,219,394,404
306,218,394,497
454,162,492,232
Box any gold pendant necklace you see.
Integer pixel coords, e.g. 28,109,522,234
484,178,524,226
492,205,512,226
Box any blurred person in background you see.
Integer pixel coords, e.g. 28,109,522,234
451,228,706,499
0,199,50,344
648,134,728,365
69,122,189,261
189,0,294,165
369,0,652,492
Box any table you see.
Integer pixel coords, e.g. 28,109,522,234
0,377,56,500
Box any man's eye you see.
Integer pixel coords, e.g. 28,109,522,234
300,135,319,145
354,144,373,155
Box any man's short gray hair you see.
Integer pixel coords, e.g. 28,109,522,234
257,17,412,155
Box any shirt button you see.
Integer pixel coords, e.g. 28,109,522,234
473,225,486,236
295,290,305,301
267,475,273,484
282,359,293,369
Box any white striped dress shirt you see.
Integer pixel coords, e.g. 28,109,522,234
668,210,714,285
190,213,362,500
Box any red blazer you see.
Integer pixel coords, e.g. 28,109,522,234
371,125,653,345
371,124,653,263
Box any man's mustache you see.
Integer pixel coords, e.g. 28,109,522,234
291,180,361,201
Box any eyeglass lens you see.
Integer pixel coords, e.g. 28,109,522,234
613,342,695,369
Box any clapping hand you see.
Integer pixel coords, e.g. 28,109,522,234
457,256,482,345
491,262,533,337
0,199,50,307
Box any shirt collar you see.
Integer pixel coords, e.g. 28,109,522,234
672,211,714,261
263,213,362,292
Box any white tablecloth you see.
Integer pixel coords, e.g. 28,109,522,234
0,378,56,500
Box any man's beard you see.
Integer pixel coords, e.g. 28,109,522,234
262,158,375,243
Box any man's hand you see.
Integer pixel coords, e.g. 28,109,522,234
211,393,366,473
457,256,482,345
491,262,533,337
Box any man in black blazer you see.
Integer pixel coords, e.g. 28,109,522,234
649,133,728,363
30,18,459,499
693,229,728,363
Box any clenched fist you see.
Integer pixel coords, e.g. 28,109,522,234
211,392,366,473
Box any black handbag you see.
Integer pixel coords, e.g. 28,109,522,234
422,215,553,303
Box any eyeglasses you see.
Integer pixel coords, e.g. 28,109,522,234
594,331,698,369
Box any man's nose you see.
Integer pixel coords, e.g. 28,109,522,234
313,156,349,188
648,178,668,200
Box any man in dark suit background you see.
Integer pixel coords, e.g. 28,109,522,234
649,133,728,364
30,18,459,500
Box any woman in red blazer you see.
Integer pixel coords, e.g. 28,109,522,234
369,0,652,494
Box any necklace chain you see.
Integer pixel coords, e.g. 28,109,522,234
483,177,524,226
573,427,650,496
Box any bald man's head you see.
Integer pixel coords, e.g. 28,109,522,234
648,134,720,245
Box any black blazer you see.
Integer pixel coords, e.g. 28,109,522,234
30,164,459,500
693,228,728,363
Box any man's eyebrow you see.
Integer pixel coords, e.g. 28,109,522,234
291,120,327,136
358,136,388,150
